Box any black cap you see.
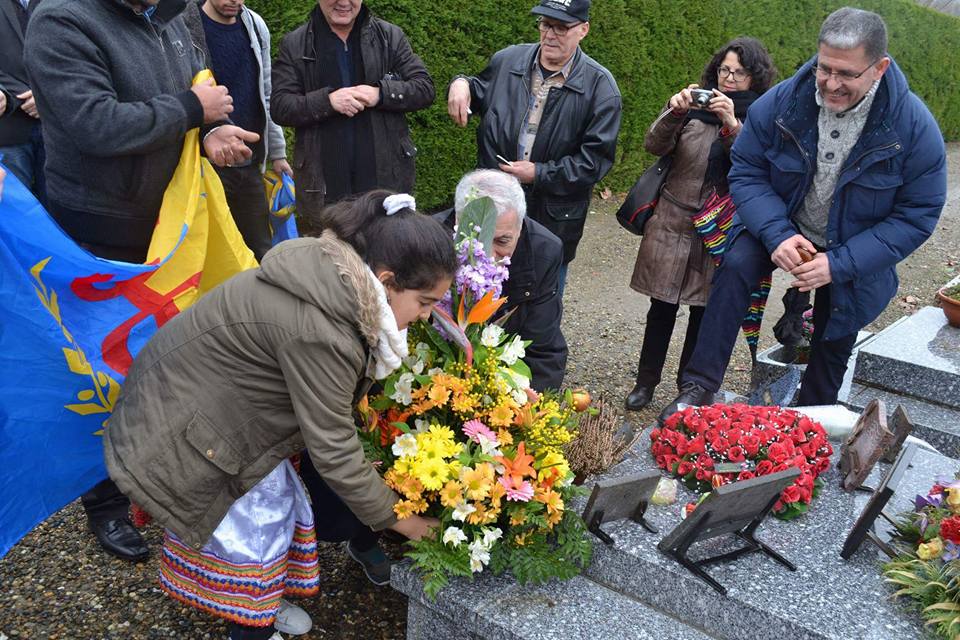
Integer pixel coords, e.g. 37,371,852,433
531,0,590,24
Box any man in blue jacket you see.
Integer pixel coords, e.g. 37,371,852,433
660,7,946,419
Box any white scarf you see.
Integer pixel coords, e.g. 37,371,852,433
366,267,408,380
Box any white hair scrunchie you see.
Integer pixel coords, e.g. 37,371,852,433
383,193,416,216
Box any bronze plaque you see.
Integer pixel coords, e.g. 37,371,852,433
838,399,895,491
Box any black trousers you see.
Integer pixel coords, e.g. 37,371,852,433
299,450,380,550
213,163,273,261
682,232,857,405
636,298,705,389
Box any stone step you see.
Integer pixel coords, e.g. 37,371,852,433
575,449,934,640
853,306,959,408
844,382,960,458
393,568,719,640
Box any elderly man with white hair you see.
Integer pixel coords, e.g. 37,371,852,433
438,169,568,391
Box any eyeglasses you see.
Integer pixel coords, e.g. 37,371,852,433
812,59,880,82
717,65,750,82
536,17,580,37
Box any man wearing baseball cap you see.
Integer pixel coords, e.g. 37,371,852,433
448,0,621,295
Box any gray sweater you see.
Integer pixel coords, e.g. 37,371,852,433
24,0,205,248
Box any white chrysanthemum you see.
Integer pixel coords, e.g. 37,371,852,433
414,418,430,433
442,526,467,547
391,433,418,458
390,372,415,405
452,501,477,522
480,324,504,347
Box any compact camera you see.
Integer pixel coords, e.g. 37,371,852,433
690,89,713,108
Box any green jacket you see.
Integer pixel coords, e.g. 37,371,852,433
104,234,398,549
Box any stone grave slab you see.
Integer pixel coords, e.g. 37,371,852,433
853,307,960,408
577,448,932,640
393,566,717,640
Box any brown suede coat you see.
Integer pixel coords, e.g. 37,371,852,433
629,106,737,306
104,234,398,549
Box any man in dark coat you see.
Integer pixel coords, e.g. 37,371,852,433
25,0,258,561
447,0,621,294
0,0,45,203
439,169,568,392
660,7,947,420
270,0,434,233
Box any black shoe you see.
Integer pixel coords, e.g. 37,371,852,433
90,517,149,562
658,382,715,424
346,540,392,586
624,383,655,411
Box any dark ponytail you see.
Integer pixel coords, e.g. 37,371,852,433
319,190,458,291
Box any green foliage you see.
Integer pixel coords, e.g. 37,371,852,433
884,556,960,639
405,537,474,600
248,0,960,210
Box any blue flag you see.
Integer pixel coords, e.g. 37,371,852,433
263,169,299,245
0,136,256,557
0,168,160,558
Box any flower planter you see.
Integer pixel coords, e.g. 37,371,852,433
938,286,960,328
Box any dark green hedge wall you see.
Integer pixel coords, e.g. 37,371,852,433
247,0,960,210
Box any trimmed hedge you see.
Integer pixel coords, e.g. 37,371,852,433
248,0,960,210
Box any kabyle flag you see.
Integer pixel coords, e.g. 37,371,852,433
0,74,257,558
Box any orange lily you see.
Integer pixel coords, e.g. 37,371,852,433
495,442,536,481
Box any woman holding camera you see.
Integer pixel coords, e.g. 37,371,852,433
625,37,776,411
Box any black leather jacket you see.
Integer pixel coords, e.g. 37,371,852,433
462,44,622,263
271,7,434,222
436,209,568,391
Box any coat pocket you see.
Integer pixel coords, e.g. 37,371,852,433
184,411,244,476
844,170,904,228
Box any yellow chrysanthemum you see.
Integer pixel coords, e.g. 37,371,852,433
497,429,514,447
467,502,498,525
428,384,451,407
535,488,564,516
460,463,495,501
546,509,564,527
394,500,416,520
439,481,464,508
488,480,506,509
412,456,449,491
488,403,515,428
451,391,477,413
514,531,530,546
397,474,425,500
393,458,414,477
509,511,528,526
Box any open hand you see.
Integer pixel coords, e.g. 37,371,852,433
389,513,439,541
203,125,260,167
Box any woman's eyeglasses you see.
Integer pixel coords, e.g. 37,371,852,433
717,65,750,82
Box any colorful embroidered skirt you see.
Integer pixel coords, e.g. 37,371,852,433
159,459,320,627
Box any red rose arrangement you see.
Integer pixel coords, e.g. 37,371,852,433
650,404,833,520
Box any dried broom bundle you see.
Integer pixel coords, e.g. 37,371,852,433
564,397,642,483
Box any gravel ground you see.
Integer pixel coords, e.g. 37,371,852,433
1,144,957,640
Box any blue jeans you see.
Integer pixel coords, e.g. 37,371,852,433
681,231,857,405
0,124,46,205
557,262,569,298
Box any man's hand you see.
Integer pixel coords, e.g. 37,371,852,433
389,514,439,541
192,79,233,124
500,160,536,184
203,125,260,167
0,91,7,116
771,234,817,272
0,167,6,201
447,78,472,127
16,90,39,119
351,85,380,107
330,87,365,117
272,158,293,177
790,252,832,292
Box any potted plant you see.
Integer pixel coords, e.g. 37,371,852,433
938,283,960,328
